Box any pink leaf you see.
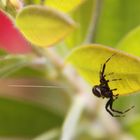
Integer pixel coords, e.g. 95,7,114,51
0,9,32,54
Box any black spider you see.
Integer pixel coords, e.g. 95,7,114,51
92,54,134,117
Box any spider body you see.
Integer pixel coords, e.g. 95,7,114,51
92,54,134,117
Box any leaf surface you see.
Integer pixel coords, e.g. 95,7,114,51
95,0,140,46
66,0,95,48
45,0,85,12
0,9,31,54
66,44,140,95
0,97,63,137
16,5,75,47
117,26,140,57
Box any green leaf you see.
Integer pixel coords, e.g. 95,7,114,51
0,97,63,137
117,26,140,57
16,5,75,47
66,0,95,48
6,78,71,115
45,0,85,12
0,55,27,78
95,0,140,46
24,0,41,4
125,115,140,139
66,44,140,95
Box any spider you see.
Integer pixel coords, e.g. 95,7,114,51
92,54,134,117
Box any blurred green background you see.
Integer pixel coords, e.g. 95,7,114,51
0,0,140,140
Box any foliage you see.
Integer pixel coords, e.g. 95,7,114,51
0,0,140,140
66,44,140,95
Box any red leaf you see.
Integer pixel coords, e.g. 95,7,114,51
0,9,32,54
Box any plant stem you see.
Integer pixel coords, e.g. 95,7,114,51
34,128,60,140
84,0,103,43
60,95,87,140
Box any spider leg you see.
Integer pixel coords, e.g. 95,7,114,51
113,94,119,100
111,78,122,81
111,88,117,91
99,64,103,76
108,96,135,116
109,97,125,115
106,79,122,83
104,72,114,77
105,97,124,117
101,53,117,76
103,78,121,85
105,101,115,117
122,105,135,113
110,89,118,98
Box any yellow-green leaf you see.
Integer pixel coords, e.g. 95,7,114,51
45,0,85,13
66,0,95,48
117,26,140,57
66,44,140,95
16,5,75,47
